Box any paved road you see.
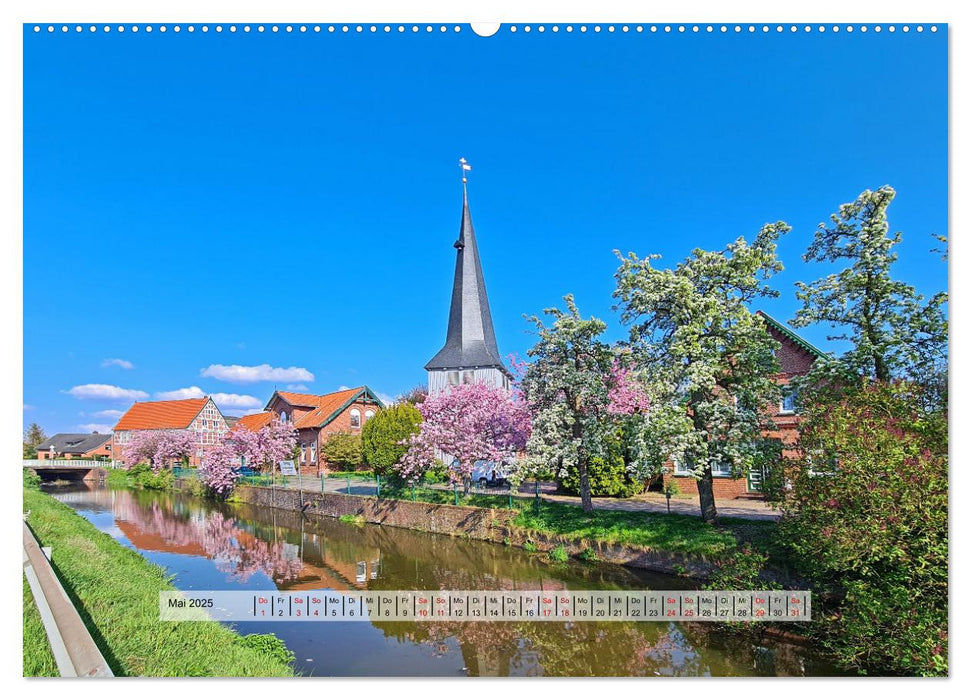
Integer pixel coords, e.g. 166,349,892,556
274,476,781,522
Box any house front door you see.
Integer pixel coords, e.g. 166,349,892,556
746,466,765,493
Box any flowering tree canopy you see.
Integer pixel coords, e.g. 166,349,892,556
199,442,242,495
398,382,531,490
519,295,618,512
228,419,298,472
613,223,788,523
199,420,298,495
122,430,196,472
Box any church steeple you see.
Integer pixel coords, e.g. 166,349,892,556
425,162,509,388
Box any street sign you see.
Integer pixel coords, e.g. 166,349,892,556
279,460,297,476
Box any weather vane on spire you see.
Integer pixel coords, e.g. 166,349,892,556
459,157,472,184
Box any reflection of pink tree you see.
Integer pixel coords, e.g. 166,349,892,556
111,490,302,583
398,382,531,490
122,430,196,471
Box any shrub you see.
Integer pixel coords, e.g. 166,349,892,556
548,545,568,562
578,547,598,562
522,541,538,553
23,468,41,490
560,449,643,498
320,432,363,471
361,403,423,476
774,381,947,676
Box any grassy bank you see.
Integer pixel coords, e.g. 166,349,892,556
512,501,775,559
23,575,59,677
22,488,295,677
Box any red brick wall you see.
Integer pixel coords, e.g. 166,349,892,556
293,400,382,475
662,473,752,499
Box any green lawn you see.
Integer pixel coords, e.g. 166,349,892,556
512,500,777,559
23,575,58,677
23,488,295,677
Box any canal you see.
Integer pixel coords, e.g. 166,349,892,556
46,483,836,677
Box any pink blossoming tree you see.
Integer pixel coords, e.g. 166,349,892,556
122,429,196,472
398,382,531,493
199,419,298,495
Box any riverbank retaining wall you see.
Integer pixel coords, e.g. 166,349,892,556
207,484,719,579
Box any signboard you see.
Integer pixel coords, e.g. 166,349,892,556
278,460,297,476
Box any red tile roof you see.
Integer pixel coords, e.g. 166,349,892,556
269,386,382,430
113,398,209,431
273,391,334,408
232,411,275,432
293,388,362,429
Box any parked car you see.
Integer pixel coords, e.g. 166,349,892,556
470,459,511,487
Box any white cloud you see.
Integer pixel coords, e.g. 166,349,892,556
200,363,314,384
76,423,113,433
155,386,206,401
211,393,262,410
285,384,309,391
377,392,395,406
23,404,34,411
338,385,351,391
91,409,124,419
102,358,134,370
67,384,149,401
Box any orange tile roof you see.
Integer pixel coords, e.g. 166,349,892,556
274,391,334,408
232,411,274,432
293,388,362,429
113,398,209,431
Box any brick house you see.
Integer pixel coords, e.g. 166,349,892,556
112,397,231,466
662,311,825,499
238,386,385,475
36,433,113,461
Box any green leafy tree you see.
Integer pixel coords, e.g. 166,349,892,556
773,381,947,676
613,223,789,523
791,186,947,388
558,429,643,498
320,432,363,471
361,403,423,476
23,423,48,459
521,295,615,512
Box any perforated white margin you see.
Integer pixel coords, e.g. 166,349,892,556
30,23,940,35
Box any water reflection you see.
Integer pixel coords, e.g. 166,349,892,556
48,485,836,677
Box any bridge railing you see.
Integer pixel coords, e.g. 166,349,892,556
24,459,119,469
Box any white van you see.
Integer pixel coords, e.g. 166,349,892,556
470,459,510,486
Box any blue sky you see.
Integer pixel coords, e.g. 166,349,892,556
23,24,947,434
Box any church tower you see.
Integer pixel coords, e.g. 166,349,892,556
425,162,512,395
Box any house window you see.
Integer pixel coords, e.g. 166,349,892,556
350,409,361,428
780,385,798,414
673,459,732,477
310,442,317,464
281,411,289,423
672,459,692,476
364,410,375,422
462,370,475,384
447,371,460,386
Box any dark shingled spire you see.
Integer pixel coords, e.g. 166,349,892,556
425,184,508,373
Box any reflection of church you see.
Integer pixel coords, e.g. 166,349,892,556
425,166,512,395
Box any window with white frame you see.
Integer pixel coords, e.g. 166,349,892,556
281,410,289,424
447,371,460,386
310,441,317,464
780,384,798,414
350,409,361,428
364,410,375,422
673,458,732,477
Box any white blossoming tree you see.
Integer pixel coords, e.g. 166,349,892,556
613,223,790,523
